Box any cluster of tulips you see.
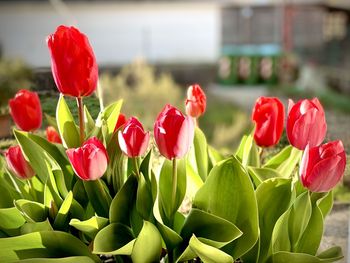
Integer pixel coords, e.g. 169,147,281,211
0,25,347,263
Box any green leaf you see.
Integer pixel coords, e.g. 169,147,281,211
236,134,260,167
314,191,333,218
53,191,73,230
83,179,111,218
96,100,123,142
186,162,204,200
110,174,138,225
0,231,100,262
271,209,292,253
193,156,259,259
136,172,155,220
70,216,108,239
248,167,281,187
180,208,242,248
93,223,135,255
208,145,224,170
270,247,343,263
84,105,96,134
0,207,25,230
15,256,96,263
15,199,47,223
187,235,233,263
131,221,162,263
158,159,186,227
289,192,312,250
188,127,208,182
20,219,53,234
264,146,302,178
235,135,248,161
56,95,80,148
256,178,294,262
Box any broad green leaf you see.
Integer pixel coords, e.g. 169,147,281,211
153,199,183,249
84,105,96,134
56,95,80,148
270,246,343,263
193,156,259,259
131,221,162,263
159,158,186,227
139,150,152,183
289,192,312,250
20,219,53,234
235,135,248,161
136,172,154,220
264,146,302,178
110,174,138,225
271,209,292,253
83,179,111,218
180,208,242,248
189,235,233,263
0,207,25,230
16,256,96,263
256,178,294,262
248,167,281,187
96,100,123,142
93,223,135,255
0,231,100,262
208,145,224,170
53,191,73,230
70,216,108,239
239,134,260,167
185,163,204,200
314,191,333,218
15,199,47,223
187,127,208,182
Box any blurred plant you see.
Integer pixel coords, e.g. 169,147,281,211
0,59,33,109
99,59,182,130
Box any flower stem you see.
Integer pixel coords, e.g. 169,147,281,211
171,158,177,214
133,157,140,178
77,97,85,145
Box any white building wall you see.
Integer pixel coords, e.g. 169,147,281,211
0,2,221,67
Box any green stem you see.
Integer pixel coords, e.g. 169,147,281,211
77,97,85,145
133,157,140,178
171,158,177,216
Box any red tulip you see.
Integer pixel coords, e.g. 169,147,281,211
46,126,62,144
47,25,98,97
154,104,195,160
114,113,127,132
4,146,35,180
287,98,327,150
118,117,150,157
300,140,346,192
251,97,284,147
9,89,42,132
66,137,108,181
185,84,206,118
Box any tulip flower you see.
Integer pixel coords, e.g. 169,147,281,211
46,126,62,144
287,98,327,150
251,97,285,147
154,104,195,160
47,25,98,98
66,137,108,181
300,140,346,192
114,113,127,132
185,84,206,118
9,89,42,132
4,146,35,180
118,117,150,158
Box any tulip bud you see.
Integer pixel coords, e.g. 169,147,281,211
251,97,285,147
4,146,35,180
9,89,42,132
154,104,195,160
66,137,108,181
47,25,98,97
287,98,327,150
46,126,62,144
185,84,206,118
118,117,150,158
300,141,346,192
114,113,127,132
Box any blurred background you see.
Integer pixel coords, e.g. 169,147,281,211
0,0,349,195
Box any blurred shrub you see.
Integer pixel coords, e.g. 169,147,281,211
0,59,33,109
99,59,182,130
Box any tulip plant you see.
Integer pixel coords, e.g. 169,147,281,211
0,25,347,263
